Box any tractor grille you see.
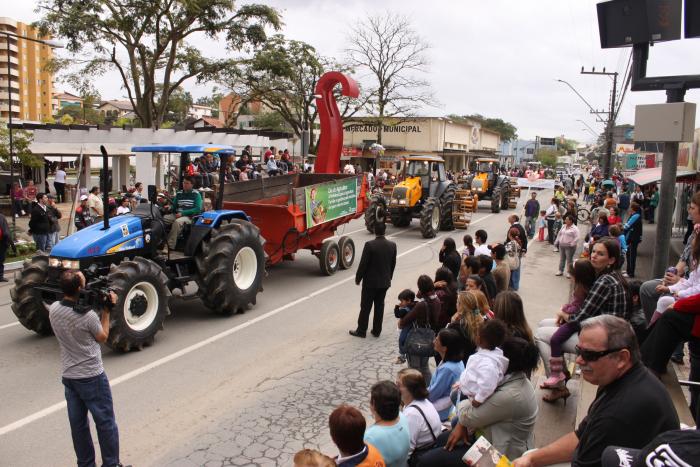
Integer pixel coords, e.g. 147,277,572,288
392,187,408,199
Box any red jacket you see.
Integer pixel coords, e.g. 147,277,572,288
672,294,700,338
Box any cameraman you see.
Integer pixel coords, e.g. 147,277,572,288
48,270,127,467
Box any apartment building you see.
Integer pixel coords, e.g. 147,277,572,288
0,17,54,122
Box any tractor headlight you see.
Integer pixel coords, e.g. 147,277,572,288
49,258,80,269
398,199,407,205
390,199,398,205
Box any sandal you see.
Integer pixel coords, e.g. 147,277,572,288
542,387,571,405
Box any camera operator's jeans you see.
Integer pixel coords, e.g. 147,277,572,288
62,372,120,467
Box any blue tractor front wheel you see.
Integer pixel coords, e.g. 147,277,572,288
106,257,171,352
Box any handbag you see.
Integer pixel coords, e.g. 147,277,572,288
506,242,520,270
407,404,439,467
405,324,436,357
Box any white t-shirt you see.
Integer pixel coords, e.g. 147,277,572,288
116,206,130,215
54,169,66,183
474,243,491,257
402,399,442,454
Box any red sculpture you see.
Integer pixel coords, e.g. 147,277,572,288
313,72,359,174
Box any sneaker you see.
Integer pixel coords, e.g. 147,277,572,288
565,272,571,279
555,271,563,276
14,214,18,218
21,210,26,215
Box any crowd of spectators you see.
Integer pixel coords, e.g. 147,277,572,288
291,171,699,467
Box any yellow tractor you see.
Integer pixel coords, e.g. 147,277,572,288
463,157,513,213
365,155,457,238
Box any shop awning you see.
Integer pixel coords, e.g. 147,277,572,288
628,167,697,186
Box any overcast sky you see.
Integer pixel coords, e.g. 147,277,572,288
4,0,700,143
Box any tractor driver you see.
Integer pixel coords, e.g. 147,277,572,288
163,176,203,249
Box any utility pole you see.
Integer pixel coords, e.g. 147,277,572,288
581,67,618,179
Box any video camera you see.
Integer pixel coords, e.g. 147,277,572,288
73,264,115,314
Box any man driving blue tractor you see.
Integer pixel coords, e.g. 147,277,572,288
163,176,203,249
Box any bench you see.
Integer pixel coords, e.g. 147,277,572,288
575,363,696,428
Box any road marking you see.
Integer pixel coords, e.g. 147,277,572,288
0,231,451,436
0,322,20,331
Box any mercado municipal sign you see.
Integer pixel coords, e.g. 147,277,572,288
345,124,422,133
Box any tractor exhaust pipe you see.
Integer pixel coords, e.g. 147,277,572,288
99,145,110,231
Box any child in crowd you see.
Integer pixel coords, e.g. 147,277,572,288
466,275,486,297
457,319,509,407
462,234,475,259
541,259,597,391
537,210,547,241
552,212,563,252
470,289,494,319
393,289,416,364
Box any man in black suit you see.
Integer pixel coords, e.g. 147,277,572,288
350,222,397,338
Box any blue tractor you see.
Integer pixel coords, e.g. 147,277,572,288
11,145,266,351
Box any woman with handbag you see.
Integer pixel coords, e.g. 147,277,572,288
396,368,443,467
400,275,442,386
505,227,523,290
414,337,540,466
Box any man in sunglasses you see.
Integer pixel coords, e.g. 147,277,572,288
513,315,678,467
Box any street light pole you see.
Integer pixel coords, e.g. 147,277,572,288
1,31,63,236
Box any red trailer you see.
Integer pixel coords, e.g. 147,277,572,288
221,71,366,275
222,173,369,274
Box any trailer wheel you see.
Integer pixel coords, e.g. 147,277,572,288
439,186,456,231
338,236,355,269
11,254,53,336
319,241,340,275
365,195,386,233
196,219,265,316
501,183,511,210
420,197,441,238
106,257,171,352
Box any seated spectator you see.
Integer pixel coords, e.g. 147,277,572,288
513,316,679,467
116,196,131,215
448,291,483,362
329,405,385,467
427,328,465,421
492,291,533,343
23,180,38,212
395,368,442,465
267,154,281,176
477,254,497,304
535,237,631,402
74,195,94,231
293,449,335,467
11,182,25,217
600,429,700,467
364,381,410,467
456,319,508,406
419,336,539,465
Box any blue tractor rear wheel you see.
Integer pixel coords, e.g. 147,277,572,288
11,254,53,336
196,219,265,315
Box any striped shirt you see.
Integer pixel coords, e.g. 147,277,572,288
48,301,104,379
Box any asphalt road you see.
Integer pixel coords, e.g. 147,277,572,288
0,192,574,466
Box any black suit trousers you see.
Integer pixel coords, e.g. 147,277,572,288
357,286,388,334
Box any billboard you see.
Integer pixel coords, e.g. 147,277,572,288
305,178,358,227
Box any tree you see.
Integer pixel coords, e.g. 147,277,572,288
195,87,223,118
450,114,518,142
252,112,288,132
162,87,193,125
230,35,367,150
536,148,563,168
345,13,434,143
37,0,281,128
0,123,43,168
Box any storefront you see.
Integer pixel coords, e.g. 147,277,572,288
342,117,501,173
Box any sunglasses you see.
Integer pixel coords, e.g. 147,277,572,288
575,345,626,362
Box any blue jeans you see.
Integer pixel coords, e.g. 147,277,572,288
33,233,52,252
525,216,537,238
510,266,521,290
62,373,120,467
398,327,410,355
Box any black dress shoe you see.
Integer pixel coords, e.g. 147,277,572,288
349,330,366,338
371,330,381,338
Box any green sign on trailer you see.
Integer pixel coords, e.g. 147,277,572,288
305,178,358,227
